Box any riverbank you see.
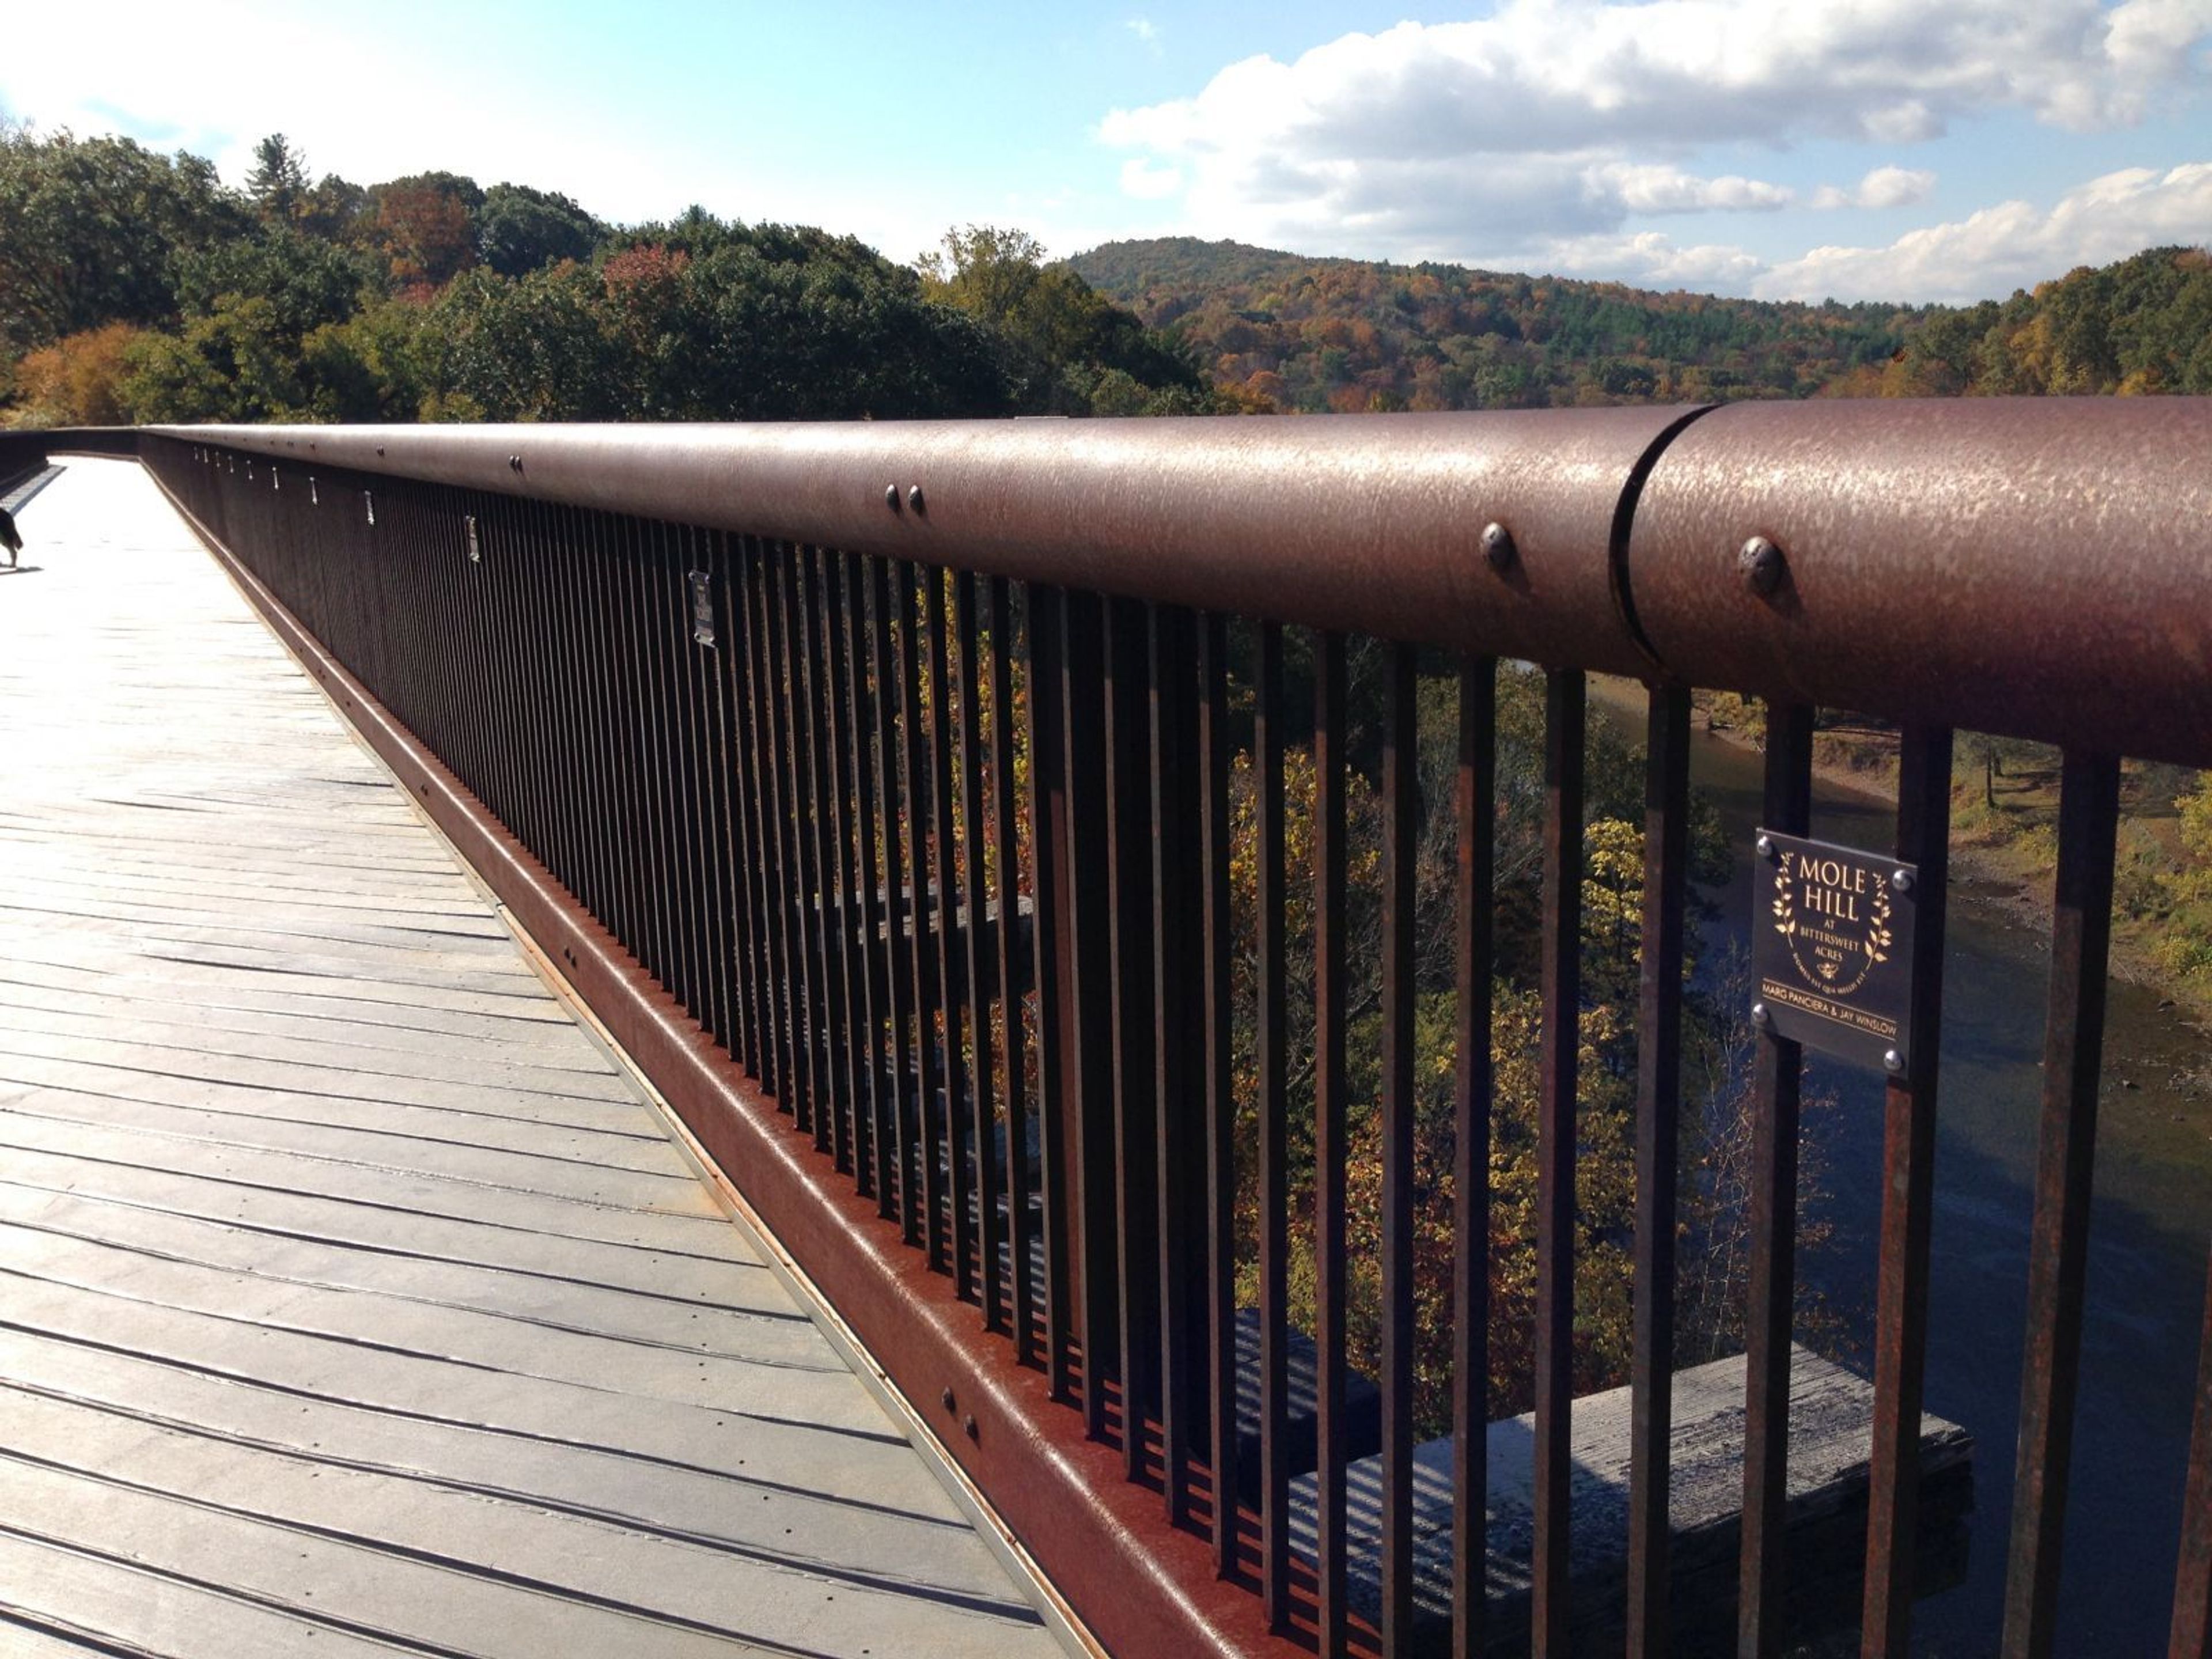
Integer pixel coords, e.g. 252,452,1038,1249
1688,687,2212,1036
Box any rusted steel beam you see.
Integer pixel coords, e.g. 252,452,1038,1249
147,410,1683,676
1625,397,2212,770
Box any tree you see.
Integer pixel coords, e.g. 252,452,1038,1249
370,183,478,289
0,126,247,353
245,133,308,224
476,183,603,277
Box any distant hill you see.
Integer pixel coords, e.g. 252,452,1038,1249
1069,236,2212,410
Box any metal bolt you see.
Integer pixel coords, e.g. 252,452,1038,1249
1481,521,1516,572
907,484,926,514
1891,868,1914,893
376,445,385,456
1884,1048,1906,1074
1756,834,1775,860
507,454,522,472
1751,1002,1770,1027
1739,535,1785,597
940,1388,956,1412
885,484,902,510
963,1414,979,1441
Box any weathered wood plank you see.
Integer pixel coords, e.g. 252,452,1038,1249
0,459,1062,1656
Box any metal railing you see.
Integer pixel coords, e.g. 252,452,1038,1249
36,399,2209,1658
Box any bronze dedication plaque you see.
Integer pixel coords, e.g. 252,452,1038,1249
1750,829,1918,1075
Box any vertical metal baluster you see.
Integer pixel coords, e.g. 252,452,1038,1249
2170,1246,2212,1658
737,541,781,1094
1533,666,1586,1659
845,552,887,1198
1153,603,1206,1520
1258,622,1291,1627
1315,629,1350,1659
1061,590,1119,1441
608,515,652,983
756,546,801,1112
1740,700,1815,1659
1022,583,1071,1385
1381,640,1419,1653
687,527,737,1050
991,577,1032,1354
779,547,824,1136
800,550,846,1158
704,532,743,1053
875,558,921,1237
1862,724,1954,1656
2002,750,2122,1659
955,572,993,1305
1109,597,1162,1478
820,551,862,1177
1628,684,1692,1657
1453,655,1498,1659
925,566,967,1277
1199,612,1236,1575
899,562,944,1262
710,534,759,1077
656,524,706,1020
643,521,687,999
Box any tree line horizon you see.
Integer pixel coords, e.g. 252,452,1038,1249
3,123,2206,431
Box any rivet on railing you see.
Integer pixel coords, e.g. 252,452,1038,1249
509,454,523,473
1481,520,1516,572
885,484,902,511
1740,534,1786,597
907,484,925,514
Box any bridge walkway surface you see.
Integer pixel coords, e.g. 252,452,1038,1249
0,458,1066,1658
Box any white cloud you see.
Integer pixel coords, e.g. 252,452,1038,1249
1119,157,1184,200
1126,18,1164,57
1100,0,2212,262
1540,230,1770,288
1812,165,1939,210
1586,162,1793,214
1758,161,2212,300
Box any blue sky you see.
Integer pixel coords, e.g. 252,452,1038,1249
4,1,2208,302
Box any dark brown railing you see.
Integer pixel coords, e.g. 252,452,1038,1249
29,400,2212,1658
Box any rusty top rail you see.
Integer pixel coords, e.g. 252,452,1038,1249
39,399,2212,766
135,409,1690,680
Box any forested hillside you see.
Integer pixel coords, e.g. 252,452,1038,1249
0,130,1215,427
1071,236,2212,411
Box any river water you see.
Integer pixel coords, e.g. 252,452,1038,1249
1590,676,2212,1656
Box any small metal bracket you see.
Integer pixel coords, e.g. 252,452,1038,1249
363,491,376,528
309,477,319,506
688,570,715,647
465,516,482,563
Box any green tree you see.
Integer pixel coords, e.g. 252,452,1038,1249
476,182,604,277
245,133,309,224
0,126,247,353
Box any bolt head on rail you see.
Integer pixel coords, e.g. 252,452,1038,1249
1480,520,1516,572
1739,535,1786,597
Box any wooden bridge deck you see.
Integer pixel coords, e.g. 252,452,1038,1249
0,459,1065,1658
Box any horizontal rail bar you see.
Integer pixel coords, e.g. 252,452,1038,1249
39,399,2212,766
